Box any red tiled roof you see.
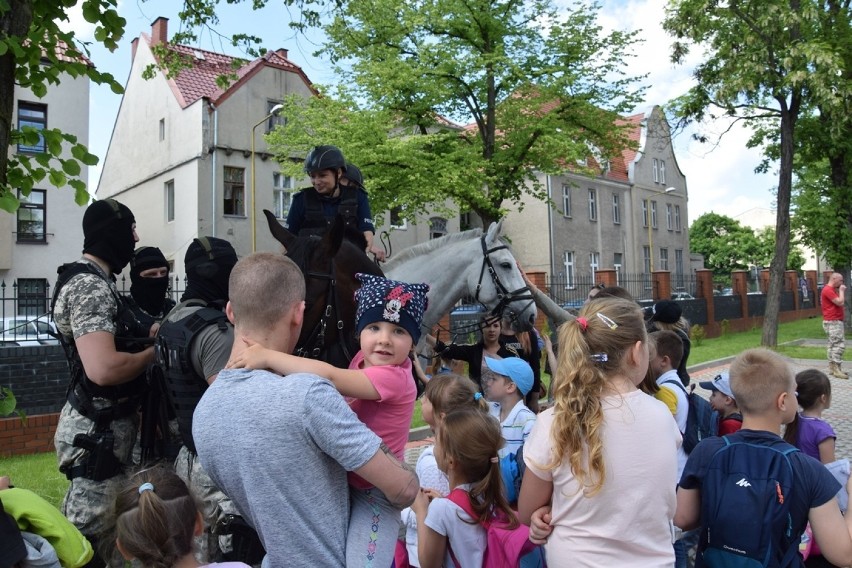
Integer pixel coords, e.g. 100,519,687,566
53,39,93,66
605,112,644,183
143,35,313,108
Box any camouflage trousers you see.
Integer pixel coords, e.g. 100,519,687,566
54,401,138,567
823,319,846,364
174,445,238,562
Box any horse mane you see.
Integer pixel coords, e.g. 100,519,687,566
383,227,484,270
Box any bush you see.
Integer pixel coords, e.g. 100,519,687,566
720,319,731,337
690,324,706,347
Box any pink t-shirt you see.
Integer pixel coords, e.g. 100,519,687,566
347,351,416,489
524,390,680,567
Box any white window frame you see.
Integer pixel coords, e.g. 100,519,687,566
613,253,623,284
564,251,575,290
165,180,175,222
652,158,659,183
588,188,597,221
660,160,666,184
612,193,620,224
666,203,673,231
642,199,649,228
562,184,572,218
674,205,682,232
651,200,658,229
660,247,669,271
272,172,294,219
590,251,600,281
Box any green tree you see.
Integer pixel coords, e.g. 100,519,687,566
754,225,806,272
689,213,761,280
663,0,849,347
268,0,646,227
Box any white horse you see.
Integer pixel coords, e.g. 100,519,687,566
384,221,537,342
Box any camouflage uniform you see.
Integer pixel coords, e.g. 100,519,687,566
824,320,845,364
53,259,141,565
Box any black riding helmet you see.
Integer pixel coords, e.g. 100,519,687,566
343,163,364,188
304,145,346,174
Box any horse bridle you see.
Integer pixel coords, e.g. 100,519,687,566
473,235,535,324
293,248,355,364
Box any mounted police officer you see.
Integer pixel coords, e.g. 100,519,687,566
152,237,258,563
284,145,386,261
52,198,154,567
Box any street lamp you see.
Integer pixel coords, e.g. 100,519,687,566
647,186,677,271
250,104,284,252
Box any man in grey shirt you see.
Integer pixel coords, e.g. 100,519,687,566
193,253,419,567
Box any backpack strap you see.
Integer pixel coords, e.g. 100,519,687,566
446,489,483,568
661,378,687,395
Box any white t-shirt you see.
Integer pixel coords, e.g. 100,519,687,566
656,369,689,477
403,446,450,566
424,483,486,568
524,390,680,567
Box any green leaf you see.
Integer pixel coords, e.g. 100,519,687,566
0,41,7,56
62,159,82,176
49,170,67,188
0,192,19,214
0,386,17,416
82,1,100,24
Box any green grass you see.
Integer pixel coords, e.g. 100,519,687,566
3,451,68,508
689,316,840,365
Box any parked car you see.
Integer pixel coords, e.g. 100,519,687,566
671,291,695,301
0,315,59,346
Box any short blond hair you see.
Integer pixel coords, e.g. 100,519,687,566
729,348,792,414
228,253,305,332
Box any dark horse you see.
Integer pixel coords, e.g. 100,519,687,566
264,210,384,368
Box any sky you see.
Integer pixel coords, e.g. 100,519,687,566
66,0,779,227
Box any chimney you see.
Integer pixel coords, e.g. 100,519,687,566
130,37,138,61
276,48,289,59
151,17,169,46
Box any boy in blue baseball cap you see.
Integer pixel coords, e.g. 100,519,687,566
482,356,537,504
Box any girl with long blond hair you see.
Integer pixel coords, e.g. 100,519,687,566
518,297,681,566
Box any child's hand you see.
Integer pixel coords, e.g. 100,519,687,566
421,488,444,500
227,338,271,371
528,505,553,544
411,488,432,516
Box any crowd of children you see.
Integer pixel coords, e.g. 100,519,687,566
7,269,852,568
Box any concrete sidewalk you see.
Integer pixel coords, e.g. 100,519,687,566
406,346,852,465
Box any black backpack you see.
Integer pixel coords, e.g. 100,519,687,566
662,379,714,453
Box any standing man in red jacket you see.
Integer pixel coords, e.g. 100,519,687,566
821,272,847,379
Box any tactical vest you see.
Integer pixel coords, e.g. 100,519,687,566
153,302,229,454
52,262,148,428
299,186,359,237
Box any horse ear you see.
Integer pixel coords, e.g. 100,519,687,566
264,209,296,251
486,219,503,243
320,215,345,257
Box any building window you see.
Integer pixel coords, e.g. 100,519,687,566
267,100,286,132
17,278,48,317
17,189,46,242
675,249,684,288
642,199,649,228
643,246,651,289
562,184,572,218
429,217,447,239
613,253,623,284
17,102,47,153
460,211,473,231
588,188,597,221
223,166,245,216
660,247,669,271
652,158,659,183
159,118,165,141
674,205,682,232
590,251,600,281
165,180,175,222
666,203,673,231
563,251,575,290
390,206,407,229
612,193,620,224
651,200,658,229
660,160,666,184
272,172,294,219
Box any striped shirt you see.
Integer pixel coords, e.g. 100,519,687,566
489,400,537,458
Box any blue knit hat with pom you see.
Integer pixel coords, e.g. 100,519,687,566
355,274,429,343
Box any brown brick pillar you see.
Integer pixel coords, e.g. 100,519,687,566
526,271,548,330
760,269,770,294
731,270,749,319
823,270,833,283
786,270,799,310
696,269,715,324
595,269,617,288
805,270,817,305
652,271,671,301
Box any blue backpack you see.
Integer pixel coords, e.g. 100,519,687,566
662,379,714,453
699,436,800,567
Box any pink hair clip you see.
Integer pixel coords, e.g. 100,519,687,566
576,317,588,332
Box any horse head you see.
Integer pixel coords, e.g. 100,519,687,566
469,220,537,332
264,210,383,368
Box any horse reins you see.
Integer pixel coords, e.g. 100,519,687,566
294,255,355,364
473,235,535,324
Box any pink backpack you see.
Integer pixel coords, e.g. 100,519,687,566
446,489,545,568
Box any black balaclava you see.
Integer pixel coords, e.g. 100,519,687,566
82,199,136,274
181,237,238,306
130,246,170,315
